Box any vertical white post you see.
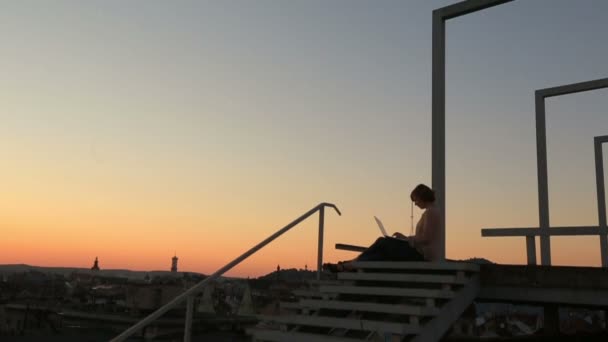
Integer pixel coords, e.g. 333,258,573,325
432,10,446,262
430,0,514,262
184,295,194,342
317,206,325,280
526,236,537,265
535,92,552,265
595,137,607,267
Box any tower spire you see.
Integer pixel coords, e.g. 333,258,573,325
91,257,100,271
171,254,178,272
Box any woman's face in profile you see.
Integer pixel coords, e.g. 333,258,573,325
412,196,426,209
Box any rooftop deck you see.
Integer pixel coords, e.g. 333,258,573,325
479,264,608,307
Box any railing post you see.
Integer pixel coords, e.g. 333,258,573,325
184,295,194,342
317,206,325,280
526,236,536,265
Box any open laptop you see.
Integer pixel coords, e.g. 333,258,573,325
374,216,402,240
374,216,390,237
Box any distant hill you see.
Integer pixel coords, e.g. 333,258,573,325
0,264,206,280
256,268,316,283
462,257,494,265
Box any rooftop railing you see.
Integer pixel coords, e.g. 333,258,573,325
110,202,341,342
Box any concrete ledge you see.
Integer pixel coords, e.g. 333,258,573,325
482,226,600,237
476,265,608,307
480,264,608,289
478,286,608,307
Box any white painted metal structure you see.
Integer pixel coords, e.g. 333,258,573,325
595,135,608,267
432,0,514,262
483,78,608,267
535,78,608,265
482,225,603,266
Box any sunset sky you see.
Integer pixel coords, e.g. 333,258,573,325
1,0,607,277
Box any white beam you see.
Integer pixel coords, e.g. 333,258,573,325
432,8,446,262
432,0,514,262
537,78,608,98
535,92,551,265
595,136,608,267
526,236,536,265
412,275,480,342
435,0,514,20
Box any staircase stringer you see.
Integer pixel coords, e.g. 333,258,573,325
410,274,479,342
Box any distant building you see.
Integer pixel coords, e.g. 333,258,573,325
70,272,96,284
91,257,100,271
125,284,185,312
171,254,178,273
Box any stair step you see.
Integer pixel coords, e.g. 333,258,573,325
257,314,420,335
250,329,366,342
349,261,479,272
338,272,466,285
319,285,454,299
292,289,338,299
298,299,439,316
308,279,352,286
279,301,301,310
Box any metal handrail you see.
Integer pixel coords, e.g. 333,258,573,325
110,202,341,342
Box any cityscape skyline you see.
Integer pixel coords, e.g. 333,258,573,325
1,0,608,277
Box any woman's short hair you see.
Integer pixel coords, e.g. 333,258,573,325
410,184,435,203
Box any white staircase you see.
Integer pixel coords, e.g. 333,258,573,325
248,261,479,342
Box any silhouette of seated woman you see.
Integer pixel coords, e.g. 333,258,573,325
324,184,442,272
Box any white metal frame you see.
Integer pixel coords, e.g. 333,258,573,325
483,79,608,267
535,78,608,265
481,225,602,266
432,0,514,261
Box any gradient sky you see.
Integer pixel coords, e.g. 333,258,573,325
1,0,607,277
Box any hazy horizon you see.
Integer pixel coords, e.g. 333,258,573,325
1,0,607,277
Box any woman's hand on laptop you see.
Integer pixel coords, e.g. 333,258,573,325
392,232,408,240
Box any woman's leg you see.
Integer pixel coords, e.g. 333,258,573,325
328,237,421,272
356,237,391,261
357,238,424,262
384,239,425,261
328,237,388,272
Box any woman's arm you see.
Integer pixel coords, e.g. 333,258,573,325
392,232,408,240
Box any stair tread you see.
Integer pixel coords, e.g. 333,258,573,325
298,298,439,316
319,285,454,298
292,289,338,299
338,272,466,284
279,301,301,310
308,279,352,286
257,314,420,335
349,261,479,272
249,329,368,342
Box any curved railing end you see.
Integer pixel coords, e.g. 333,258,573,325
321,202,341,216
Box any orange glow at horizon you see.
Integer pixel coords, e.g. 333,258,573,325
3,210,604,278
